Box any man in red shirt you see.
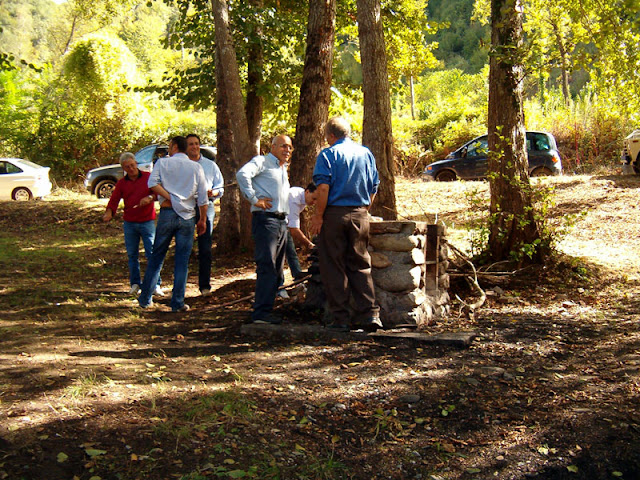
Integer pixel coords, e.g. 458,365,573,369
103,152,164,297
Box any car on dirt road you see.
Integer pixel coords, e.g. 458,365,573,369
422,131,563,181
84,144,217,198
0,157,53,201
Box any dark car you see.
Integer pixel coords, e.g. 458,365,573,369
84,144,217,198
422,131,563,181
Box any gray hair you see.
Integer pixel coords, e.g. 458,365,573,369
119,152,136,166
325,117,351,140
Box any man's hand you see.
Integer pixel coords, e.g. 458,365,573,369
310,213,323,236
255,197,272,210
196,218,207,236
102,209,113,223
135,195,153,209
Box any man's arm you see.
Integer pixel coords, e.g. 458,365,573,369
196,204,208,236
211,162,224,199
289,227,314,249
310,183,329,236
236,157,263,206
150,185,171,207
368,193,376,211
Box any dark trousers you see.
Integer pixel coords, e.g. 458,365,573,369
318,206,379,325
285,230,303,279
251,211,287,321
195,207,212,292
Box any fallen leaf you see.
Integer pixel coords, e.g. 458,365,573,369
85,448,107,457
57,452,68,463
567,465,579,473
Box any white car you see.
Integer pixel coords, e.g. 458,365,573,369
622,130,640,174
0,158,53,201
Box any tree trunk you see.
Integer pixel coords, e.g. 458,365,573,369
550,19,571,105
356,0,397,220
289,0,336,189
487,0,542,263
214,38,243,253
245,0,264,150
211,0,259,253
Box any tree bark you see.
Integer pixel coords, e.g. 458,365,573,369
356,0,397,220
211,0,259,252
245,0,264,151
214,37,243,253
487,0,542,263
289,0,336,190
550,19,571,105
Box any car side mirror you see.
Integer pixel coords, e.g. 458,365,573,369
461,147,468,158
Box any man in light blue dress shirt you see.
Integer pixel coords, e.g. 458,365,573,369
236,134,292,324
138,136,209,313
186,134,224,296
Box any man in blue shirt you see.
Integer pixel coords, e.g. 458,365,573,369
310,117,382,332
237,134,292,324
186,134,224,297
138,136,209,313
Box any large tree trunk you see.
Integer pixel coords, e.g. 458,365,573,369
289,0,336,189
245,0,264,150
214,38,245,253
356,0,397,220
487,0,542,263
211,0,259,252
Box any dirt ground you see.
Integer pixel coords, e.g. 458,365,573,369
1,175,640,480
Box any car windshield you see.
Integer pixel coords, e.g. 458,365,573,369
135,146,156,165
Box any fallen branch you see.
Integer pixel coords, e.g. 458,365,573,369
443,240,486,316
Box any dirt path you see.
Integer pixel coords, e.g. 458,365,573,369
0,175,639,480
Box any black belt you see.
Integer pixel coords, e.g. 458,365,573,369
253,211,286,220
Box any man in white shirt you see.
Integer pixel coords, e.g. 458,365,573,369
186,134,224,297
138,136,208,313
284,182,318,281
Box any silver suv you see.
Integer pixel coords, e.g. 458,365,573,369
84,144,216,198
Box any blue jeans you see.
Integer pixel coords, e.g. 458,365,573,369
123,220,161,287
139,209,195,311
195,202,215,291
251,212,287,321
284,230,303,280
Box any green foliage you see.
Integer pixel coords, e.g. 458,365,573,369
63,35,138,93
464,174,585,264
427,0,489,73
525,88,635,173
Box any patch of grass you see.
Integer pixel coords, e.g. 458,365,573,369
153,390,257,451
63,372,114,400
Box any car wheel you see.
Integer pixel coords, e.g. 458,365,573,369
530,167,553,177
435,170,457,182
12,187,32,201
95,179,116,199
